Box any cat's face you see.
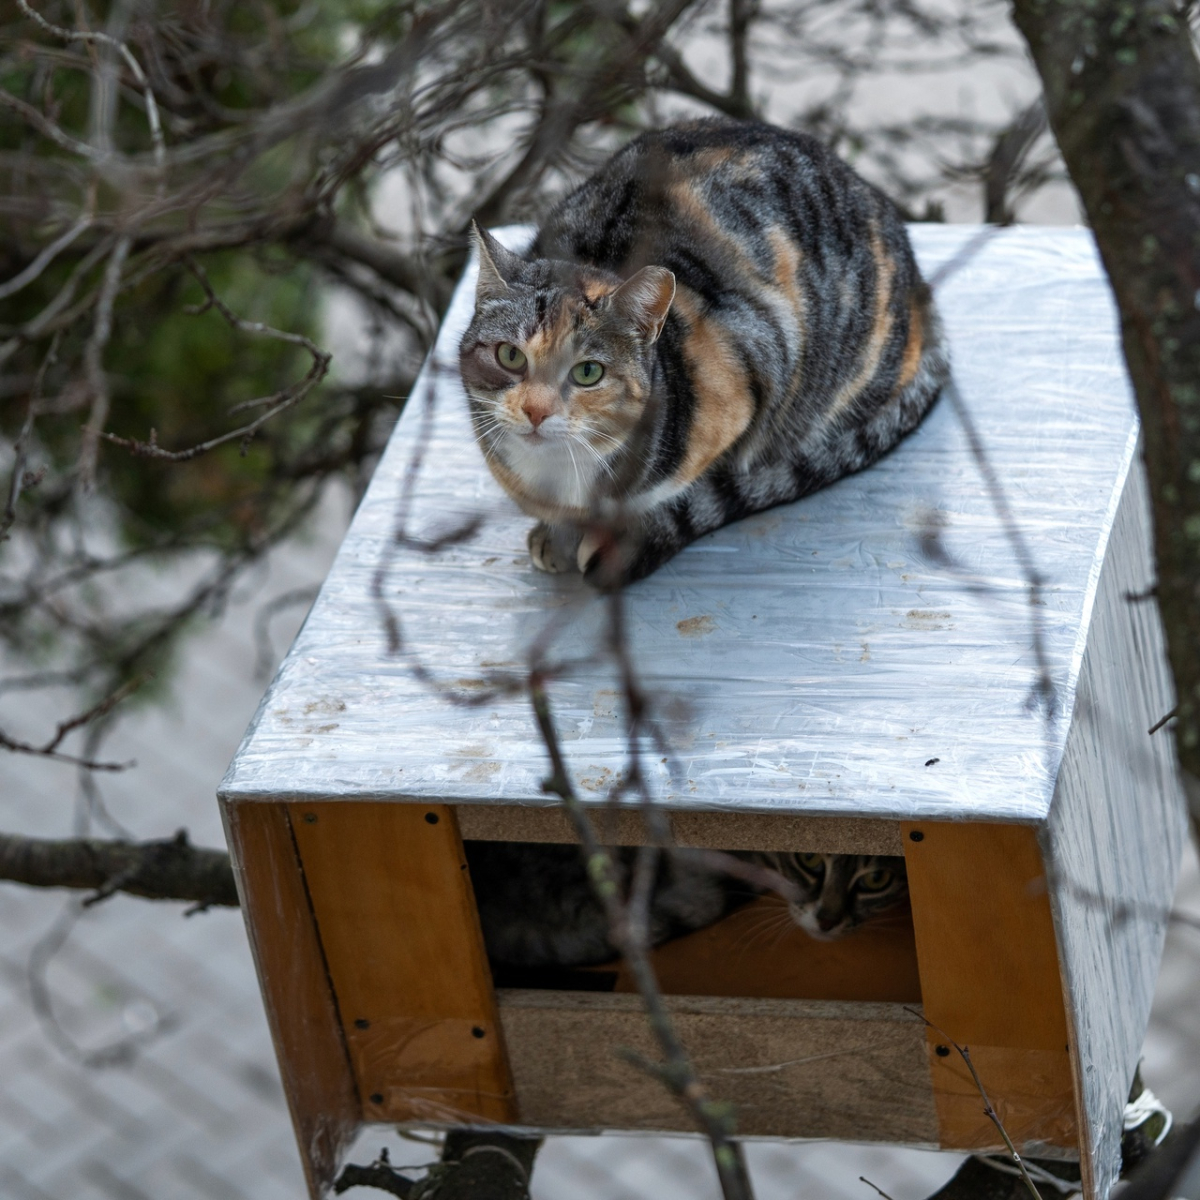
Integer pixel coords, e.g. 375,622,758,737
767,852,909,941
459,227,675,514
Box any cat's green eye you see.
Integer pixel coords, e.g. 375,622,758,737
797,853,824,871
497,343,527,370
570,360,605,386
857,870,893,892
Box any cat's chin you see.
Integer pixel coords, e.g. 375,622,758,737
792,908,852,942
506,425,565,448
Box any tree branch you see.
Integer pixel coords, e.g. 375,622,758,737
1008,0,1200,817
0,829,238,908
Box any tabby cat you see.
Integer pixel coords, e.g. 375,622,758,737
465,842,908,969
459,117,947,585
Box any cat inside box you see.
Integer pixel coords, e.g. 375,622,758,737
466,841,910,993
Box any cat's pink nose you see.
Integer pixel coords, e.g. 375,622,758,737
523,403,550,429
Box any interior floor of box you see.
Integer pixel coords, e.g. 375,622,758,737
469,850,922,1005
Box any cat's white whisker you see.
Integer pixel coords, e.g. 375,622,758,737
739,907,799,951
573,433,618,489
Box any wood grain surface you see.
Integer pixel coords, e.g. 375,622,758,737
902,820,1077,1153
497,991,939,1142
577,894,921,1004
287,801,516,1125
222,801,360,1199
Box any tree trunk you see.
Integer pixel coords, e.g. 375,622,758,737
1009,0,1200,812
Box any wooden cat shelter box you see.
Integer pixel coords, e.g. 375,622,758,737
219,226,1184,1200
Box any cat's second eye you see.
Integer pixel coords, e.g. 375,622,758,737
497,343,527,370
797,853,824,871
857,869,893,892
570,360,605,386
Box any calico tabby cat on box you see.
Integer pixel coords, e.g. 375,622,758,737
459,117,947,586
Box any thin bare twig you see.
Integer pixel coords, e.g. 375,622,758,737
0,214,94,303
529,675,754,1200
98,256,331,462
0,675,142,770
943,380,1056,714
860,1176,900,1200
16,0,166,176
1,332,58,541
78,233,131,488
1149,707,1178,735
905,1007,1044,1200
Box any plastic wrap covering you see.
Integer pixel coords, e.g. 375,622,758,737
1044,449,1184,1197
219,226,1185,1200
223,226,1150,825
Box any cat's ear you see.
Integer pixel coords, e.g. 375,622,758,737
472,222,522,302
610,266,676,343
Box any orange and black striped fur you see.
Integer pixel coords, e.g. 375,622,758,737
460,118,947,585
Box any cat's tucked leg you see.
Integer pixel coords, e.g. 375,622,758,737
582,484,737,587
527,521,582,573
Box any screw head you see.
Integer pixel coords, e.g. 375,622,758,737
425,812,439,825
354,1018,370,1030
935,1045,950,1058
369,1092,384,1104
471,1026,486,1039
302,813,317,824
909,830,925,842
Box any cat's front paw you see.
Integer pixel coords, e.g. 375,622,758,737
527,522,580,573
577,527,639,589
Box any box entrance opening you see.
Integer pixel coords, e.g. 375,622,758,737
464,839,922,1004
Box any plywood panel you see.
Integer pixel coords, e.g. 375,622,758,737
928,1045,1077,1151
902,821,1077,1153
456,806,903,855
497,991,938,1143
1044,453,1187,1198
222,801,359,1200
288,801,515,1125
577,895,921,1003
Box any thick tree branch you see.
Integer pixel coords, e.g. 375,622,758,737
982,99,1047,224
728,0,758,119
1009,0,1200,813
0,830,238,907
300,218,455,312
472,0,699,227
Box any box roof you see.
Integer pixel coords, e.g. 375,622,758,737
221,225,1138,824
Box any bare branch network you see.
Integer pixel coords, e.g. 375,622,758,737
6,3,1198,1200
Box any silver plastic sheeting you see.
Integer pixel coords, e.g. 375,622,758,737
222,225,1152,826
1045,447,1184,1199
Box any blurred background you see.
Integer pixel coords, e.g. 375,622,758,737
2,1,1195,1197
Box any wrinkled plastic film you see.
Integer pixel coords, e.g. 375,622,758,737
222,226,1140,826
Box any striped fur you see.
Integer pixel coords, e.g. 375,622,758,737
466,844,909,967
460,118,948,585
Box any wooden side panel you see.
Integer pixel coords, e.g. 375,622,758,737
222,800,359,1200
498,991,939,1143
288,802,516,1125
902,821,1077,1154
